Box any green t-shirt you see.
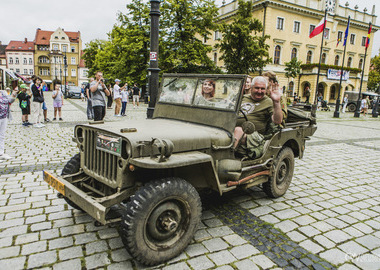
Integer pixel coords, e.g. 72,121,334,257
237,95,273,134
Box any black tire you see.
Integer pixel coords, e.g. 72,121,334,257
263,147,294,198
61,154,82,210
347,103,356,112
120,178,202,266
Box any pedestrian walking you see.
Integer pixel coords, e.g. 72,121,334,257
17,84,32,126
317,93,323,111
305,86,311,104
120,87,129,116
0,86,18,160
132,83,140,108
86,78,94,120
31,77,45,128
52,83,64,121
113,79,128,116
80,85,85,101
341,94,348,113
107,84,113,109
42,81,50,123
90,71,110,121
360,95,369,116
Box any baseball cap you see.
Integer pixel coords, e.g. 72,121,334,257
20,84,28,89
115,79,121,82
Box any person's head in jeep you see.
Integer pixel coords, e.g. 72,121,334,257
250,76,268,102
201,79,215,99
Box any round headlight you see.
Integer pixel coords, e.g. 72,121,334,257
76,127,84,143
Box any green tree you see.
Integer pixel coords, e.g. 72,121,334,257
160,0,220,73
368,55,380,92
82,39,107,77
284,57,302,94
217,0,271,74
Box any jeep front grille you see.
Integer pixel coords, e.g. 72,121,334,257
83,129,118,186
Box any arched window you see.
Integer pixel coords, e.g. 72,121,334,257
306,51,312,64
274,45,281,64
39,56,49,63
358,59,363,69
288,81,294,97
334,55,340,66
213,52,218,64
291,48,297,60
330,85,336,99
347,57,352,67
321,53,326,64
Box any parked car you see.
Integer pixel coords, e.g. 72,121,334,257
344,91,380,112
43,74,317,266
66,86,82,99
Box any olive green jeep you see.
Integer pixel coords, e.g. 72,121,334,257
43,74,316,266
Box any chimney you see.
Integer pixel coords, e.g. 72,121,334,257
24,38,27,43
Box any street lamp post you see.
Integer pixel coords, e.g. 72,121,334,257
146,0,161,119
64,51,67,98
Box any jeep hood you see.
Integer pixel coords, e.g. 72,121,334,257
81,118,232,153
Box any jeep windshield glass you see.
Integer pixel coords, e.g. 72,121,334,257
159,77,242,111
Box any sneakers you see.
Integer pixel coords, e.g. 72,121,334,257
0,153,12,160
26,122,33,126
33,123,45,128
59,118,63,121
53,118,57,121
44,118,50,123
114,114,121,117
22,122,29,127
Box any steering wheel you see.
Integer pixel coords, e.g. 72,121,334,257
239,109,248,121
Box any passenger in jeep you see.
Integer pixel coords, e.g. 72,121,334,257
234,76,283,149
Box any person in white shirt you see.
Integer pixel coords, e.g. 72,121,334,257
120,87,129,116
113,79,127,116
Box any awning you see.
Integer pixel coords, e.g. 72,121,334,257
14,72,31,83
5,70,18,80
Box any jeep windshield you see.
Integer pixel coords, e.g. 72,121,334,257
158,76,243,111
154,74,247,133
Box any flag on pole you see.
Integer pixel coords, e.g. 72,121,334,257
365,23,372,49
309,17,326,38
336,37,341,47
343,16,350,46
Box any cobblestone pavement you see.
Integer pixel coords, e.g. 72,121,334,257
1,92,380,269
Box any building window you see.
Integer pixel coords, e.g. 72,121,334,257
274,45,281,64
71,57,76,65
71,46,75,53
213,52,218,64
29,69,33,75
23,58,27,64
214,30,221,40
39,56,49,63
347,57,352,67
71,69,76,77
24,69,28,74
15,57,19,64
288,81,294,97
16,68,20,73
291,48,297,59
321,53,326,64
29,58,33,64
330,85,336,99
277,17,284,30
337,31,343,43
359,58,363,69
306,51,312,64
9,57,13,64
350,34,355,45
324,28,330,39
53,44,59,50
83,70,88,77
361,36,366,47
42,69,49,76
309,25,315,36
293,21,300,33
62,45,67,52
334,55,340,66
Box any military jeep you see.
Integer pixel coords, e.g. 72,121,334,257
43,74,316,266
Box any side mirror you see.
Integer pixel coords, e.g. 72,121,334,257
242,121,255,135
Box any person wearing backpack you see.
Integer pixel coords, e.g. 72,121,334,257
17,84,32,127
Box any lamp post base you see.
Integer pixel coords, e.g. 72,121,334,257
353,111,360,118
333,111,340,118
147,107,155,119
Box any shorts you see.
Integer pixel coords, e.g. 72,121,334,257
53,101,62,108
42,101,47,110
21,106,30,115
133,95,139,102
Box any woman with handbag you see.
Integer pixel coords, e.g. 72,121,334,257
31,77,45,128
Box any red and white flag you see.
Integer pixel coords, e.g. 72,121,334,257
309,17,326,38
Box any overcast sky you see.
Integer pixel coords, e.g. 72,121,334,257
0,0,378,56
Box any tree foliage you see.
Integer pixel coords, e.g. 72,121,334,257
82,39,107,77
368,55,380,92
159,0,220,73
216,0,271,74
284,57,302,79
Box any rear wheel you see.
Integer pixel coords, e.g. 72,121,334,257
263,147,294,198
61,154,82,210
120,178,202,266
347,103,356,112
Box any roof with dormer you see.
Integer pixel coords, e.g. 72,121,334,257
34,28,81,45
6,40,35,52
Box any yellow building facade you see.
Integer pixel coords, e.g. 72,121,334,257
207,0,378,104
34,28,82,89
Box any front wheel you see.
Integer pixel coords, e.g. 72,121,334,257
347,103,356,112
61,154,82,210
263,147,294,198
120,178,202,266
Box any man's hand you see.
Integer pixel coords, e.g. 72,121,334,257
269,82,282,103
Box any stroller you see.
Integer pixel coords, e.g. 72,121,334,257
321,100,330,111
